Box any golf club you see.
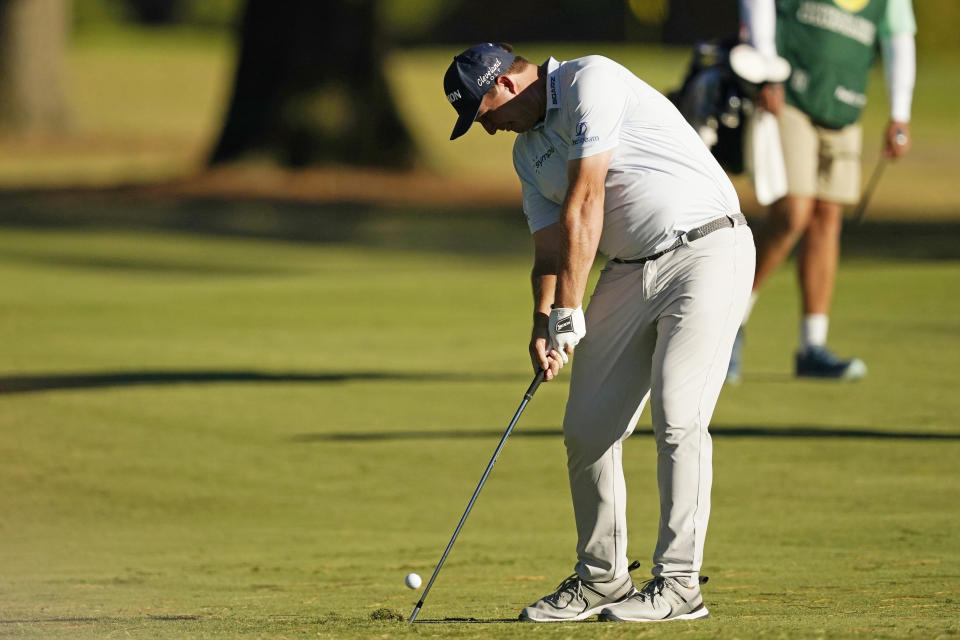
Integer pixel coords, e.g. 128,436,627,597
852,126,907,224
851,155,887,224
408,368,547,623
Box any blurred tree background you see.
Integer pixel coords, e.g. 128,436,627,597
209,0,415,169
0,0,70,134
0,0,957,215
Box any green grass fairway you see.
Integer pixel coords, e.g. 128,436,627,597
1,208,959,639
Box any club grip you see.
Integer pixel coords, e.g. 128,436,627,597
524,368,547,400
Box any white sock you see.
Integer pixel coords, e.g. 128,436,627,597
741,293,758,325
801,314,829,349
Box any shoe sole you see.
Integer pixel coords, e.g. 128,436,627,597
796,358,867,381
599,605,709,623
518,603,612,623
796,365,867,381
519,588,639,624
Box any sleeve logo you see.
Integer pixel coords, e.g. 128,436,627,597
573,121,599,145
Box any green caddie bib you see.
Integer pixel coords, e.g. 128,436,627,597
776,0,886,128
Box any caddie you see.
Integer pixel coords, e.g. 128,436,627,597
443,43,755,623
728,0,917,382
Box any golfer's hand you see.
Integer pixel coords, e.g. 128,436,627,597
530,315,563,381
755,83,784,116
548,307,586,365
884,120,911,159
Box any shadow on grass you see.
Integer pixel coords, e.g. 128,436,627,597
294,426,960,441
413,618,520,623
0,247,299,276
0,369,526,394
0,618,107,624
0,615,200,624
5,371,959,443
0,194,534,257
1,191,958,260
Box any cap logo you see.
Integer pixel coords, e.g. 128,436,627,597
476,59,503,87
446,89,462,104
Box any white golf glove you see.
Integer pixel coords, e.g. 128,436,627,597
548,306,586,364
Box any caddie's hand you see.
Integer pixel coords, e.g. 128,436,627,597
530,314,563,381
548,307,586,365
755,83,784,116
884,120,911,159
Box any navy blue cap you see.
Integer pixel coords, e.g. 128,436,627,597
444,43,515,140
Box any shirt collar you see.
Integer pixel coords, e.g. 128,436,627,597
530,57,561,132
545,57,562,110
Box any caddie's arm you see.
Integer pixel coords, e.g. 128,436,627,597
880,31,916,159
741,0,784,115
549,150,612,362
879,0,917,159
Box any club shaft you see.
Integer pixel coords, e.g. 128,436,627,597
408,370,545,623
853,157,887,223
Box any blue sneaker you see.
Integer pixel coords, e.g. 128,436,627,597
725,327,744,384
795,345,867,380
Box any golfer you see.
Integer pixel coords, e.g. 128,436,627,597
444,43,755,622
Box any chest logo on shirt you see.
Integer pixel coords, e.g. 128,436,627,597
833,0,869,13
572,121,599,146
533,146,557,174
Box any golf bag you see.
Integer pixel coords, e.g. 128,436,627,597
668,40,755,175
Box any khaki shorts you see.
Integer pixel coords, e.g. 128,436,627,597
779,103,862,204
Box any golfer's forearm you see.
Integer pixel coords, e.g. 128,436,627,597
556,196,603,309
531,268,557,320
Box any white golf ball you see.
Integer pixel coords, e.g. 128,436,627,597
404,573,422,590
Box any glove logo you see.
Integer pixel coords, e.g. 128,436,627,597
555,316,574,333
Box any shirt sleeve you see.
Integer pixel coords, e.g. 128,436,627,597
879,0,917,37
881,32,915,122
740,0,778,58
520,176,561,234
563,63,626,160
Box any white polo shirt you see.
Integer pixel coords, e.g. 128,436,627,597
513,56,741,260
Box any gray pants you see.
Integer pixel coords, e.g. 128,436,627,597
564,222,755,584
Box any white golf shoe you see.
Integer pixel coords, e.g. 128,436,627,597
519,565,638,622
599,575,709,622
